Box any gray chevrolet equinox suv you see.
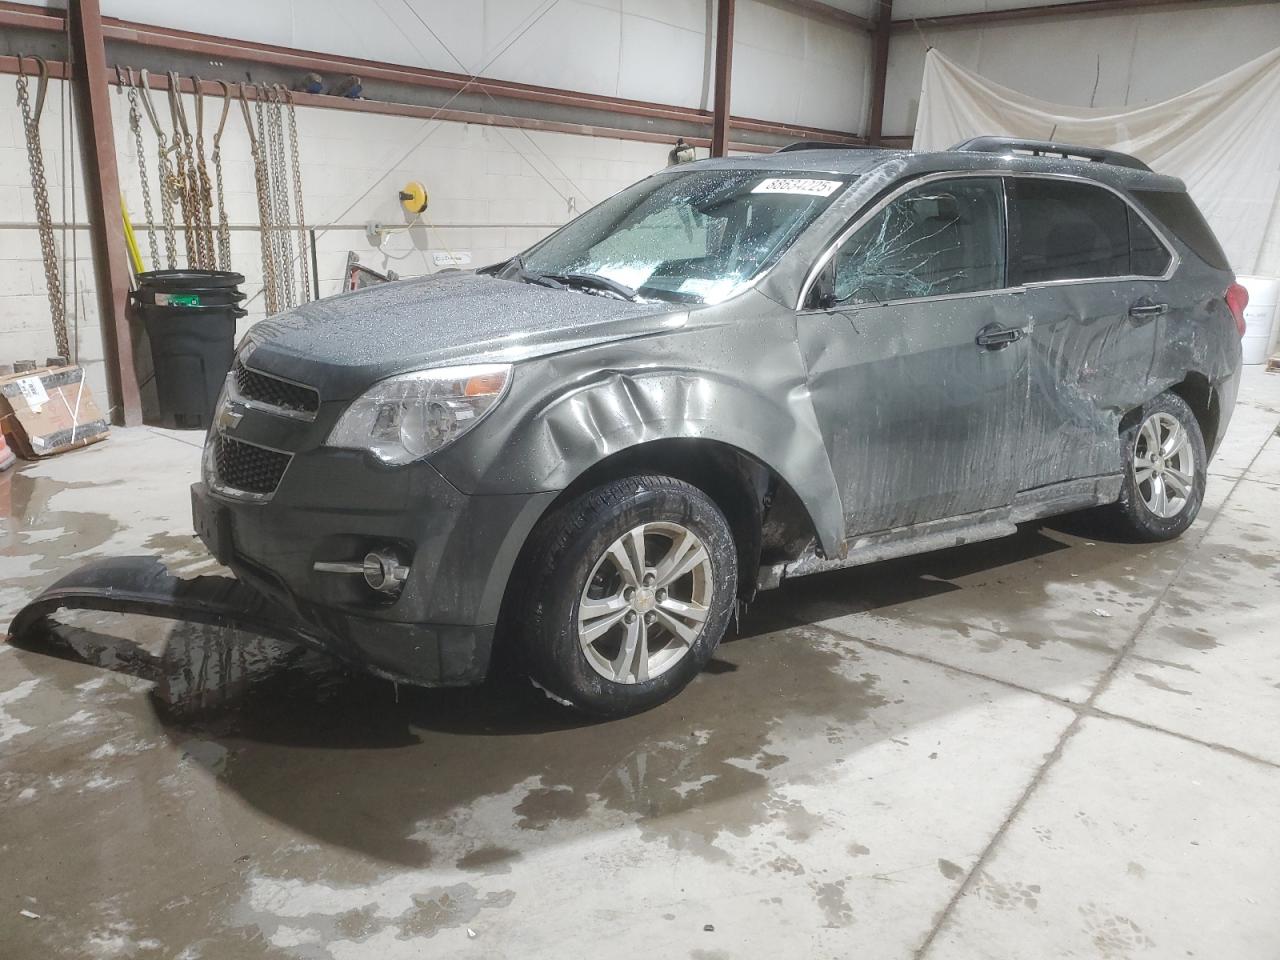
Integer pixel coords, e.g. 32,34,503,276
192,137,1245,716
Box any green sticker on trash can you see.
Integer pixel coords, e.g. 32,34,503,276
156,292,201,306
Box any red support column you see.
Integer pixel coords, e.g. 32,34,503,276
711,0,736,158
69,0,141,425
866,0,894,147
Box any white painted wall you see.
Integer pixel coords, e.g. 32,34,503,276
4,0,872,130
735,0,873,132
7,0,1275,411
1,0,872,413
885,2,1280,137
0,78,680,406
0,79,105,403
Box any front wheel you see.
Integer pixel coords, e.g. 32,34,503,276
1108,391,1207,542
513,475,737,717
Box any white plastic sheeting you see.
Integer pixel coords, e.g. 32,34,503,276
913,47,1280,278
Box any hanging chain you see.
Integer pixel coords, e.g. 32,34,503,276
265,86,296,308
139,71,178,268
285,89,310,302
16,56,68,359
168,85,196,266
210,80,232,271
192,77,217,269
168,74,202,267
121,68,159,270
252,89,281,308
243,86,279,315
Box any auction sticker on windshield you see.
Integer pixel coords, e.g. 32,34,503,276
752,177,843,196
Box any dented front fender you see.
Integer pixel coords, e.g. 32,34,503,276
428,293,847,558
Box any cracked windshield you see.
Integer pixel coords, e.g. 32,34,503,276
518,170,849,304
831,177,1004,304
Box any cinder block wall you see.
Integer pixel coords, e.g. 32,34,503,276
109,93,675,346
0,80,674,407
0,79,104,400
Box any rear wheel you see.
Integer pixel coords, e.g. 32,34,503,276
1109,391,1206,542
514,475,737,717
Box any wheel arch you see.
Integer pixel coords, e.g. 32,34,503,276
514,437,821,605
1167,371,1221,456
487,437,823,677
1124,373,1221,455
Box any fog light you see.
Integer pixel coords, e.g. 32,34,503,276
362,549,409,593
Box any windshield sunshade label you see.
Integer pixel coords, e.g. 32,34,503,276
752,177,842,197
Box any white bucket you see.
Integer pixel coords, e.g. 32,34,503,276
1238,275,1279,365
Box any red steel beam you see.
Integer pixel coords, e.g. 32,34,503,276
866,0,894,146
0,1,65,32
711,0,736,157
97,11,863,145
0,56,71,80
11,1,863,144
128,73,789,155
69,0,141,425
889,0,1237,30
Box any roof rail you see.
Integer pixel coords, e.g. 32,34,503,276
950,136,1151,172
776,140,878,153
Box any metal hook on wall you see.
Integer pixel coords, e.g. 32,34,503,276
16,54,51,123
211,79,232,148
136,69,166,137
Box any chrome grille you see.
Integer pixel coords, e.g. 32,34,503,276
214,435,290,496
233,359,319,416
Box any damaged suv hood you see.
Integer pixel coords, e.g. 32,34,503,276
247,271,682,399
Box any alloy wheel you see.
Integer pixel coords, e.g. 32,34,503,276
577,521,714,684
1133,411,1195,519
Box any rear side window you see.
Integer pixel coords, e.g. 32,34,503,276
828,177,1005,304
1008,178,1132,283
1133,189,1231,272
1129,208,1172,277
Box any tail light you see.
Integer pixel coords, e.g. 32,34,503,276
1226,282,1249,337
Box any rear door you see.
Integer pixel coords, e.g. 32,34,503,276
797,176,1030,538
1008,176,1175,488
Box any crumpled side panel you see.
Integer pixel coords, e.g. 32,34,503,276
430,293,848,557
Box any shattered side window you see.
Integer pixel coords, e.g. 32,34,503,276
830,177,1006,305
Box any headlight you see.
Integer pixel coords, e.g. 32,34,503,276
325,363,512,465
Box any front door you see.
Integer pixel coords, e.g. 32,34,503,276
797,176,1030,538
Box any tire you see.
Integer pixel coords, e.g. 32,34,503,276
512,475,738,717
1108,391,1207,542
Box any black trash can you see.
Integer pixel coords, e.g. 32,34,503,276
132,270,247,430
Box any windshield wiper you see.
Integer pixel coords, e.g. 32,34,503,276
542,272,641,302
487,255,565,290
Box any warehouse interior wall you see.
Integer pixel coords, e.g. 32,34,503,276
1,0,874,409
2,86,683,405
0,77,105,401
4,0,1279,410
83,0,874,132
884,1,1280,140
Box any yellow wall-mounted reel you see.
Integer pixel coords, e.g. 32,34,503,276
399,181,429,215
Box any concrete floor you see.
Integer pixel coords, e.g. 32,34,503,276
2,368,1279,960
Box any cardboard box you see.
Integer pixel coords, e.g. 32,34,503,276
0,365,109,459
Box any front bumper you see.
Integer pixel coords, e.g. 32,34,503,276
191,448,556,686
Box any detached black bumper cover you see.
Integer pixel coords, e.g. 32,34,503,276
7,556,326,651
5,555,493,686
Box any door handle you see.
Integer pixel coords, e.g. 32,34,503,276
1129,300,1169,320
975,324,1024,349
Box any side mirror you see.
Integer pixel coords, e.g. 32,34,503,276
806,259,837,310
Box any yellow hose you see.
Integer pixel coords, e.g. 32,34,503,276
120,192,143,275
